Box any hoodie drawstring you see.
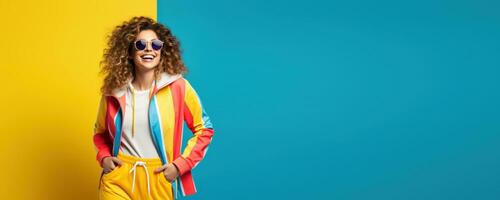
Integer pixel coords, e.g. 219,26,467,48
129,80,156,137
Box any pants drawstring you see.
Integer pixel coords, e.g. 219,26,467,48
129,161,151,198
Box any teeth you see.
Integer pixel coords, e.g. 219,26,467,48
142,55,154,59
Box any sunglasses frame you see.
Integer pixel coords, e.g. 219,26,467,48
133,39,164,51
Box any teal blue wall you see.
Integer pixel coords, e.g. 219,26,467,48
158,1,500,199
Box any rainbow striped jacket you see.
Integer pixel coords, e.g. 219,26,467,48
92,72,214,198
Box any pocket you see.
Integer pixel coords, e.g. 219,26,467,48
159,172,172,185
102,165,122,179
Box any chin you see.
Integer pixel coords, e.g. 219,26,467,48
136,62,159,71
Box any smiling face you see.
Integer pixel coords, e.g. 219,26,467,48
131,29,162,72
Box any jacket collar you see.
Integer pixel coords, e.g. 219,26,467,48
105,72,183,98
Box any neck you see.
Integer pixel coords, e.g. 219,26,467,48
132,68,155,91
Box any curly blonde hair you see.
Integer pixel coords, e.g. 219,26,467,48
99,16,187,95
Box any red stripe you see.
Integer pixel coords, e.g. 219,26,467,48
189,129,214,165
171,79,186,158
180,171,196,195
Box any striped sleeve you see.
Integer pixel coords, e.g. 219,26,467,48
92,95,113,168
172,80,215,175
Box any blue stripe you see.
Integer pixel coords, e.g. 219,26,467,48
149,95,168,165
201,107,213,129
112,109,122,156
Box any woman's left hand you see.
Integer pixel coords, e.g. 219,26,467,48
154,163,180,182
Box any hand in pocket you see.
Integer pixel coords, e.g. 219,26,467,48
102,156,123,174
154,163,180,182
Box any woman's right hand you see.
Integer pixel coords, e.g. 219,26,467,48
102,156,123,174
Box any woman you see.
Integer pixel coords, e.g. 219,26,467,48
93,16,215,200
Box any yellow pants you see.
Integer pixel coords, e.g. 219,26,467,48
98,151,173,200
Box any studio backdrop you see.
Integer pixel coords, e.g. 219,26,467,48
0,0,499,200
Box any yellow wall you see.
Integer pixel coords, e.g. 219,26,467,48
0,1,156,199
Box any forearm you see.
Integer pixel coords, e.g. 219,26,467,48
172,128,214,175
93,132,113,167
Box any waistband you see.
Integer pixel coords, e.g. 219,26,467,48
114,151,180,199
116,151,163,166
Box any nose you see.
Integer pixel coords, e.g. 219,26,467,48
144,43,153,52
